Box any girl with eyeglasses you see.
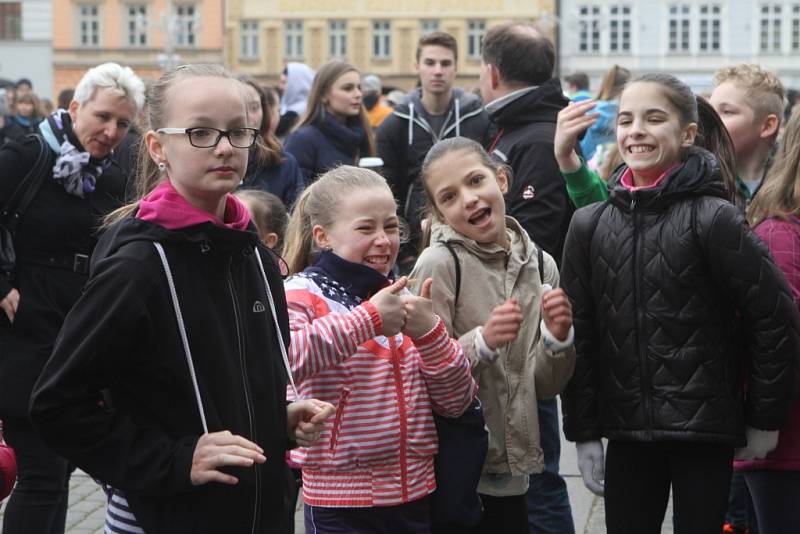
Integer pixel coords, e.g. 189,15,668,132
29,64,335,534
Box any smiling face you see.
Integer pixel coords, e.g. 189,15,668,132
425,148,509,247
313,186,400,276
147,76,249,216
416,45,457,98
325,70,363,120
616,81,697,185
69,88,136,158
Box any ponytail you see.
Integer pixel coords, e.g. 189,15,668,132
282,185,316,275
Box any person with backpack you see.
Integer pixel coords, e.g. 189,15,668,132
410,137,576,533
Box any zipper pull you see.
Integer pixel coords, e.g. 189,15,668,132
630,192,637,211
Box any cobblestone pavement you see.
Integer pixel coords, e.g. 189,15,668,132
0,471,674,534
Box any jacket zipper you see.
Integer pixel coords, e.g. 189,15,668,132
630,194,653,438
227,258,259,534
388,336,409,502
329,387,350,453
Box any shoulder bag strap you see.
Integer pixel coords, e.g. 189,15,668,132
2,135,53,231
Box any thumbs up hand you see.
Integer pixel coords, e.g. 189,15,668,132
402,277,437,339
370,277,408,336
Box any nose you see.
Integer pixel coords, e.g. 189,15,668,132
374,230,390,247
105,122,118,140
214,133,236,155
462,188,479,208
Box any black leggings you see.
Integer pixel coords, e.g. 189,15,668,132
605,440,734,534
2,416,73,534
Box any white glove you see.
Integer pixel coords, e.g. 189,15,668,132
576,440,605,496
734,426,779,460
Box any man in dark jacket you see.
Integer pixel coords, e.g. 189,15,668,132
479,23,576,534
377,31,488,270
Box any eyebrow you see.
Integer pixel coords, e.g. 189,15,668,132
618,108,669,116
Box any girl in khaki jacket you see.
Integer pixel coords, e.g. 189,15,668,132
411,137,576,533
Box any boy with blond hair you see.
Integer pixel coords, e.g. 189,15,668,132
710,64,785,203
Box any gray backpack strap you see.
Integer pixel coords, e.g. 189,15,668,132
152,242,209,434
253,246,300,400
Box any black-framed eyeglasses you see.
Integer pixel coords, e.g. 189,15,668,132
156,127,259,148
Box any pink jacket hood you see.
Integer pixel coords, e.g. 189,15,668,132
137,180,250,231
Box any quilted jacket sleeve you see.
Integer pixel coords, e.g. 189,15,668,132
698,201,800,430
559,204,605,442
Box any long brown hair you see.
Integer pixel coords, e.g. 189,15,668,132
105,64,240,225
597,65,631,101
293,60,376,157
748,106,800,227
282,166,391,274
237,74,283,167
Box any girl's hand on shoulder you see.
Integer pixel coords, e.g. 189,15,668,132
483,298,523,350
1,288,19,323
190,431,266,486
555,100,599,173
369,276,408,336
542,287,573,341
402,277,437,339
287,399,336,448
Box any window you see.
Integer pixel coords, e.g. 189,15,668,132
609,4,631,52
126,4,147,47
78,4,100,47
467,20,486,59
329,20,347,58
285,20,303,59
372,20,391,58
792,4,800,51
698,4,721,52
0,2,21,40
760,3,782,53
420,19,439,35
240,20,259,60
174,4,197,47
577,5,600,53
668,4,691,52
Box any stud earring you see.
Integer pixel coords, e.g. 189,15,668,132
158,161,167,173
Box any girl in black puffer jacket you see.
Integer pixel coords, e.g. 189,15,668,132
560,73,800,534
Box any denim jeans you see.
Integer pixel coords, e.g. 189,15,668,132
2,416,72,534
526,398,575,534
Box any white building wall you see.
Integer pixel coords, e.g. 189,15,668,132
0,0,53,98
559,0,800,93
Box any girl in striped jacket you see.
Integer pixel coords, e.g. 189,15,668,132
282,165,478,533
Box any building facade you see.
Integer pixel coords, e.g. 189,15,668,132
226,0,557,90
0,0,53,100
52,0,224,98
559,0,800,93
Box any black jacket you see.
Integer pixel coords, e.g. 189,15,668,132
30,217,292,533
0,134,128,418
283,113,370,185
560,148,800,446
487,79,574,265
377,88,489,234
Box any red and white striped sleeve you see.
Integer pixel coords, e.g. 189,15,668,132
285,288,382,383
414,317,478,418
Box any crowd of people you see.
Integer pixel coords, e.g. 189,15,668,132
0,20,798,534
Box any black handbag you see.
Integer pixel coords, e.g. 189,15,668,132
1,135,52,278
430,241,489,527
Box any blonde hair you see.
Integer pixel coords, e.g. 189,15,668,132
293,60,376,157
714,64,786,127
747,106,800,227
596,64,631,101
105,64,240,225
283,166,393,274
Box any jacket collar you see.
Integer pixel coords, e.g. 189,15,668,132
484,86,538,116
488,78,569,128
430,216,533,262
305,250,393,301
